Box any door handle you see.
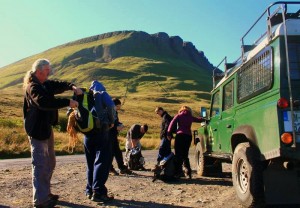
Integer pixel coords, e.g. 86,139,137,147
226,124,232,128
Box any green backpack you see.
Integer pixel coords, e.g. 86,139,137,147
74,91,99,134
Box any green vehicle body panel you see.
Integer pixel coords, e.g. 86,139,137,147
195,3,300,205
199,35,300,161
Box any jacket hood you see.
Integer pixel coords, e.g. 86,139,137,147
89,80,106,92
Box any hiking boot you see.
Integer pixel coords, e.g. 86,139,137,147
120,167,132,175
86,192,92,199
34,199,57,208
183,167,192,179
151,164,160,172
48,193,59,201
140,166,146,171
91,193,114,203
174,171,185,179
184,171,192,179
109,167,119,176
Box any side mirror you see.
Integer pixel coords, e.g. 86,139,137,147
200,107,207,118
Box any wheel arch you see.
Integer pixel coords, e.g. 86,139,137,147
195,134,206,153
231,125,259,153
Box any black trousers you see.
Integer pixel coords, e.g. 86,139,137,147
174,133,192,174
111,132,126,170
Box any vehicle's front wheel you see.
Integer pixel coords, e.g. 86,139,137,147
195,142,222,177
232,142,264,207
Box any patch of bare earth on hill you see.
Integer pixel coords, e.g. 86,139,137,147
0,150,242,208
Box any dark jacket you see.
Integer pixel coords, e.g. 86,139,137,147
23,76,74,140
160,111,173,139
110,111,121,137
126,124,144,141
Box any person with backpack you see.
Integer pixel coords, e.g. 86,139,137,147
124,124,148,170
23,58,82,208
167,106,205,179
83,80,116,203
109,98,132,175
153,107,173,171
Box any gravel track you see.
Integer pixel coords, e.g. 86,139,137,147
0,150,242,208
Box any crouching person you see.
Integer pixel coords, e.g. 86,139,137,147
125,124,148,170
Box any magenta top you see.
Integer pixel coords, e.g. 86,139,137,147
167,110,204,136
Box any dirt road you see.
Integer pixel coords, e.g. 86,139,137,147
0,150,242,208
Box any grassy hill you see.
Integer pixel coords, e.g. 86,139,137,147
0,30,213,158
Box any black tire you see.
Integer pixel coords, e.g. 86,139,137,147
232,142,264,207
195,142,222,177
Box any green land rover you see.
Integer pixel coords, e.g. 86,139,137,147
194,2,300,207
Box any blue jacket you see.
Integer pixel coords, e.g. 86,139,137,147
89,80,115,125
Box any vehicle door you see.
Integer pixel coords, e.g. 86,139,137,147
218,79,235,153
209,90,221,152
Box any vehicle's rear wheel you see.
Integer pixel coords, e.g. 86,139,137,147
195,142,222,176
232,142,264,207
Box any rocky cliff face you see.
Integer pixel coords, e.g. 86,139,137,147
61,30,214,71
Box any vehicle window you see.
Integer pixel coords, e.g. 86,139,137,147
211,91,220,117
237,47,272,102
223,80,234,111
288,43,300,80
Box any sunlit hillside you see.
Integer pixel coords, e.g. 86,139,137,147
0,30,213,158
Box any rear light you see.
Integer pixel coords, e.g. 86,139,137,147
277,97,289,108
281,133,293,145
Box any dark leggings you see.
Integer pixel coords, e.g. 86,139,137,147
174,133,192,174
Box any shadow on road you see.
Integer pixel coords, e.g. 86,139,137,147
101,199,192,208
175,177,233,187
57,199,192,208
57,201,94,208
117,169,233,187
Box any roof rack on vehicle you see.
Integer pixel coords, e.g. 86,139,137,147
241,1,300,61
212,57,237,88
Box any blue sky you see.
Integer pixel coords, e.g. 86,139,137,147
0,0,298,69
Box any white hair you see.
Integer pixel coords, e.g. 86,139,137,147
23,58,51,91
31,58,50,73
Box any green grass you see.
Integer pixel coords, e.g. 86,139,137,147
0,87,209,159
0,31,213,158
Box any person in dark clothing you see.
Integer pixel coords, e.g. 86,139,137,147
125,124,148,153
167,106,205,179
23,58,82,208
124,124,148,169
154,107,173,166
84,80,116,203
109,98,132,175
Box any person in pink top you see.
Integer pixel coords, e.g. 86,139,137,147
167,105,205,179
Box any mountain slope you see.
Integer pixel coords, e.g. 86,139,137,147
0,30,213,103
0,30,215,153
